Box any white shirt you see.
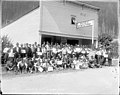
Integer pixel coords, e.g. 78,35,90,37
57,60,62,65
57,49,62,53
73,60,77,65
52,48,57,54
103,50,108,58
21,49,26,53
96,50,101,55
75,47,82,53
62,48,66,54
45,44,50,51
16,47,19,52
3,47,9,53
81,50,86,54
8,49,14,57
42,47,46,53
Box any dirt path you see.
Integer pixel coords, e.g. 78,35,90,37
1,66,119,94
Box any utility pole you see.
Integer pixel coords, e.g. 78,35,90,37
39,0,43,46
92,20,94,45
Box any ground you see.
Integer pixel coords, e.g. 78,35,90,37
1,65,119,94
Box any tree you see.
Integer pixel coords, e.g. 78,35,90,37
110,39,119,58
2,35,13,52
98,33,113,49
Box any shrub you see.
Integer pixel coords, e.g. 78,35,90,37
2,35,13,52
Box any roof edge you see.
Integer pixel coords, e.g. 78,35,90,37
67,0,100,11
2,5,39,28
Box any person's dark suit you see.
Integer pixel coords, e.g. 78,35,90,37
108,51,112,66
13,47,21,58
25,47,32,58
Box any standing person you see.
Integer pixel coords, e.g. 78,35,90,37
34,42,38,48
8,45,14,62
34,42,38,57
45,42,50,59
62,45,67,58
13,42,21,60
51,45,57,58
37,44,42,58
3,44,10,64
95,48,101,65
29,44,33,58
75,45,81,59
20,44,26,58
25,43,32,58
103,48,108,65
108,50,112,66
31,44,37,58
41,44,47,58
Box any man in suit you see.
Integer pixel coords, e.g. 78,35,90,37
20,44,26,58
25,43,32,58
13,42,21,59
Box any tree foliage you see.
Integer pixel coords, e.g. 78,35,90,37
110,40,119,58
2,35,13,52
98,33,113,49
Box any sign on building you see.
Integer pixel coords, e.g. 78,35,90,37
76,20,94,28
76,20,95,46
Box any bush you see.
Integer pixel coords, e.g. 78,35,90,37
2,35,13,52
110,40,119,58
98,33,113,49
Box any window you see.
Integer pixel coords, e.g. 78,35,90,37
71,15,76,25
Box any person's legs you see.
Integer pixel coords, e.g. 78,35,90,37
108,58,112,66
4,53,8,64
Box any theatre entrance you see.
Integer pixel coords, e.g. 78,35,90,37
41,34,93,47
67,39,79,45
42,35,61,44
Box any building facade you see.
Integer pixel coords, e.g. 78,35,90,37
1,0,99,47
40,1,99,47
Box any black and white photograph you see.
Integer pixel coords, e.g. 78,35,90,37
0,0,119,94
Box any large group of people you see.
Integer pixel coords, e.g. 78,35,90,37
1,41,113,73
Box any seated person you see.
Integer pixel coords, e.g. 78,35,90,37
34,58,41,72
49,57,56,68
81,56,89,69
67,57,73,68
47,58,54,72
73,57,79,69
5,60,15,71
41,58,48,71
56,58,63,69
88,56,96,68
62,56,67,69
73,57,78,65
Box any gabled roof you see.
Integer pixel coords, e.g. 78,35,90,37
68,0,100,11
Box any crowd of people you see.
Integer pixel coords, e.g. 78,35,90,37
1,42,113,73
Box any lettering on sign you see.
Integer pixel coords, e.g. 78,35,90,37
76,20,93,28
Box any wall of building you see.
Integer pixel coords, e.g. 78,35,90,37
41,1,98,39
1,8,40,45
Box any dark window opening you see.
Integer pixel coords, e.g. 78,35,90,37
67,39,78,45
71,16,76,25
